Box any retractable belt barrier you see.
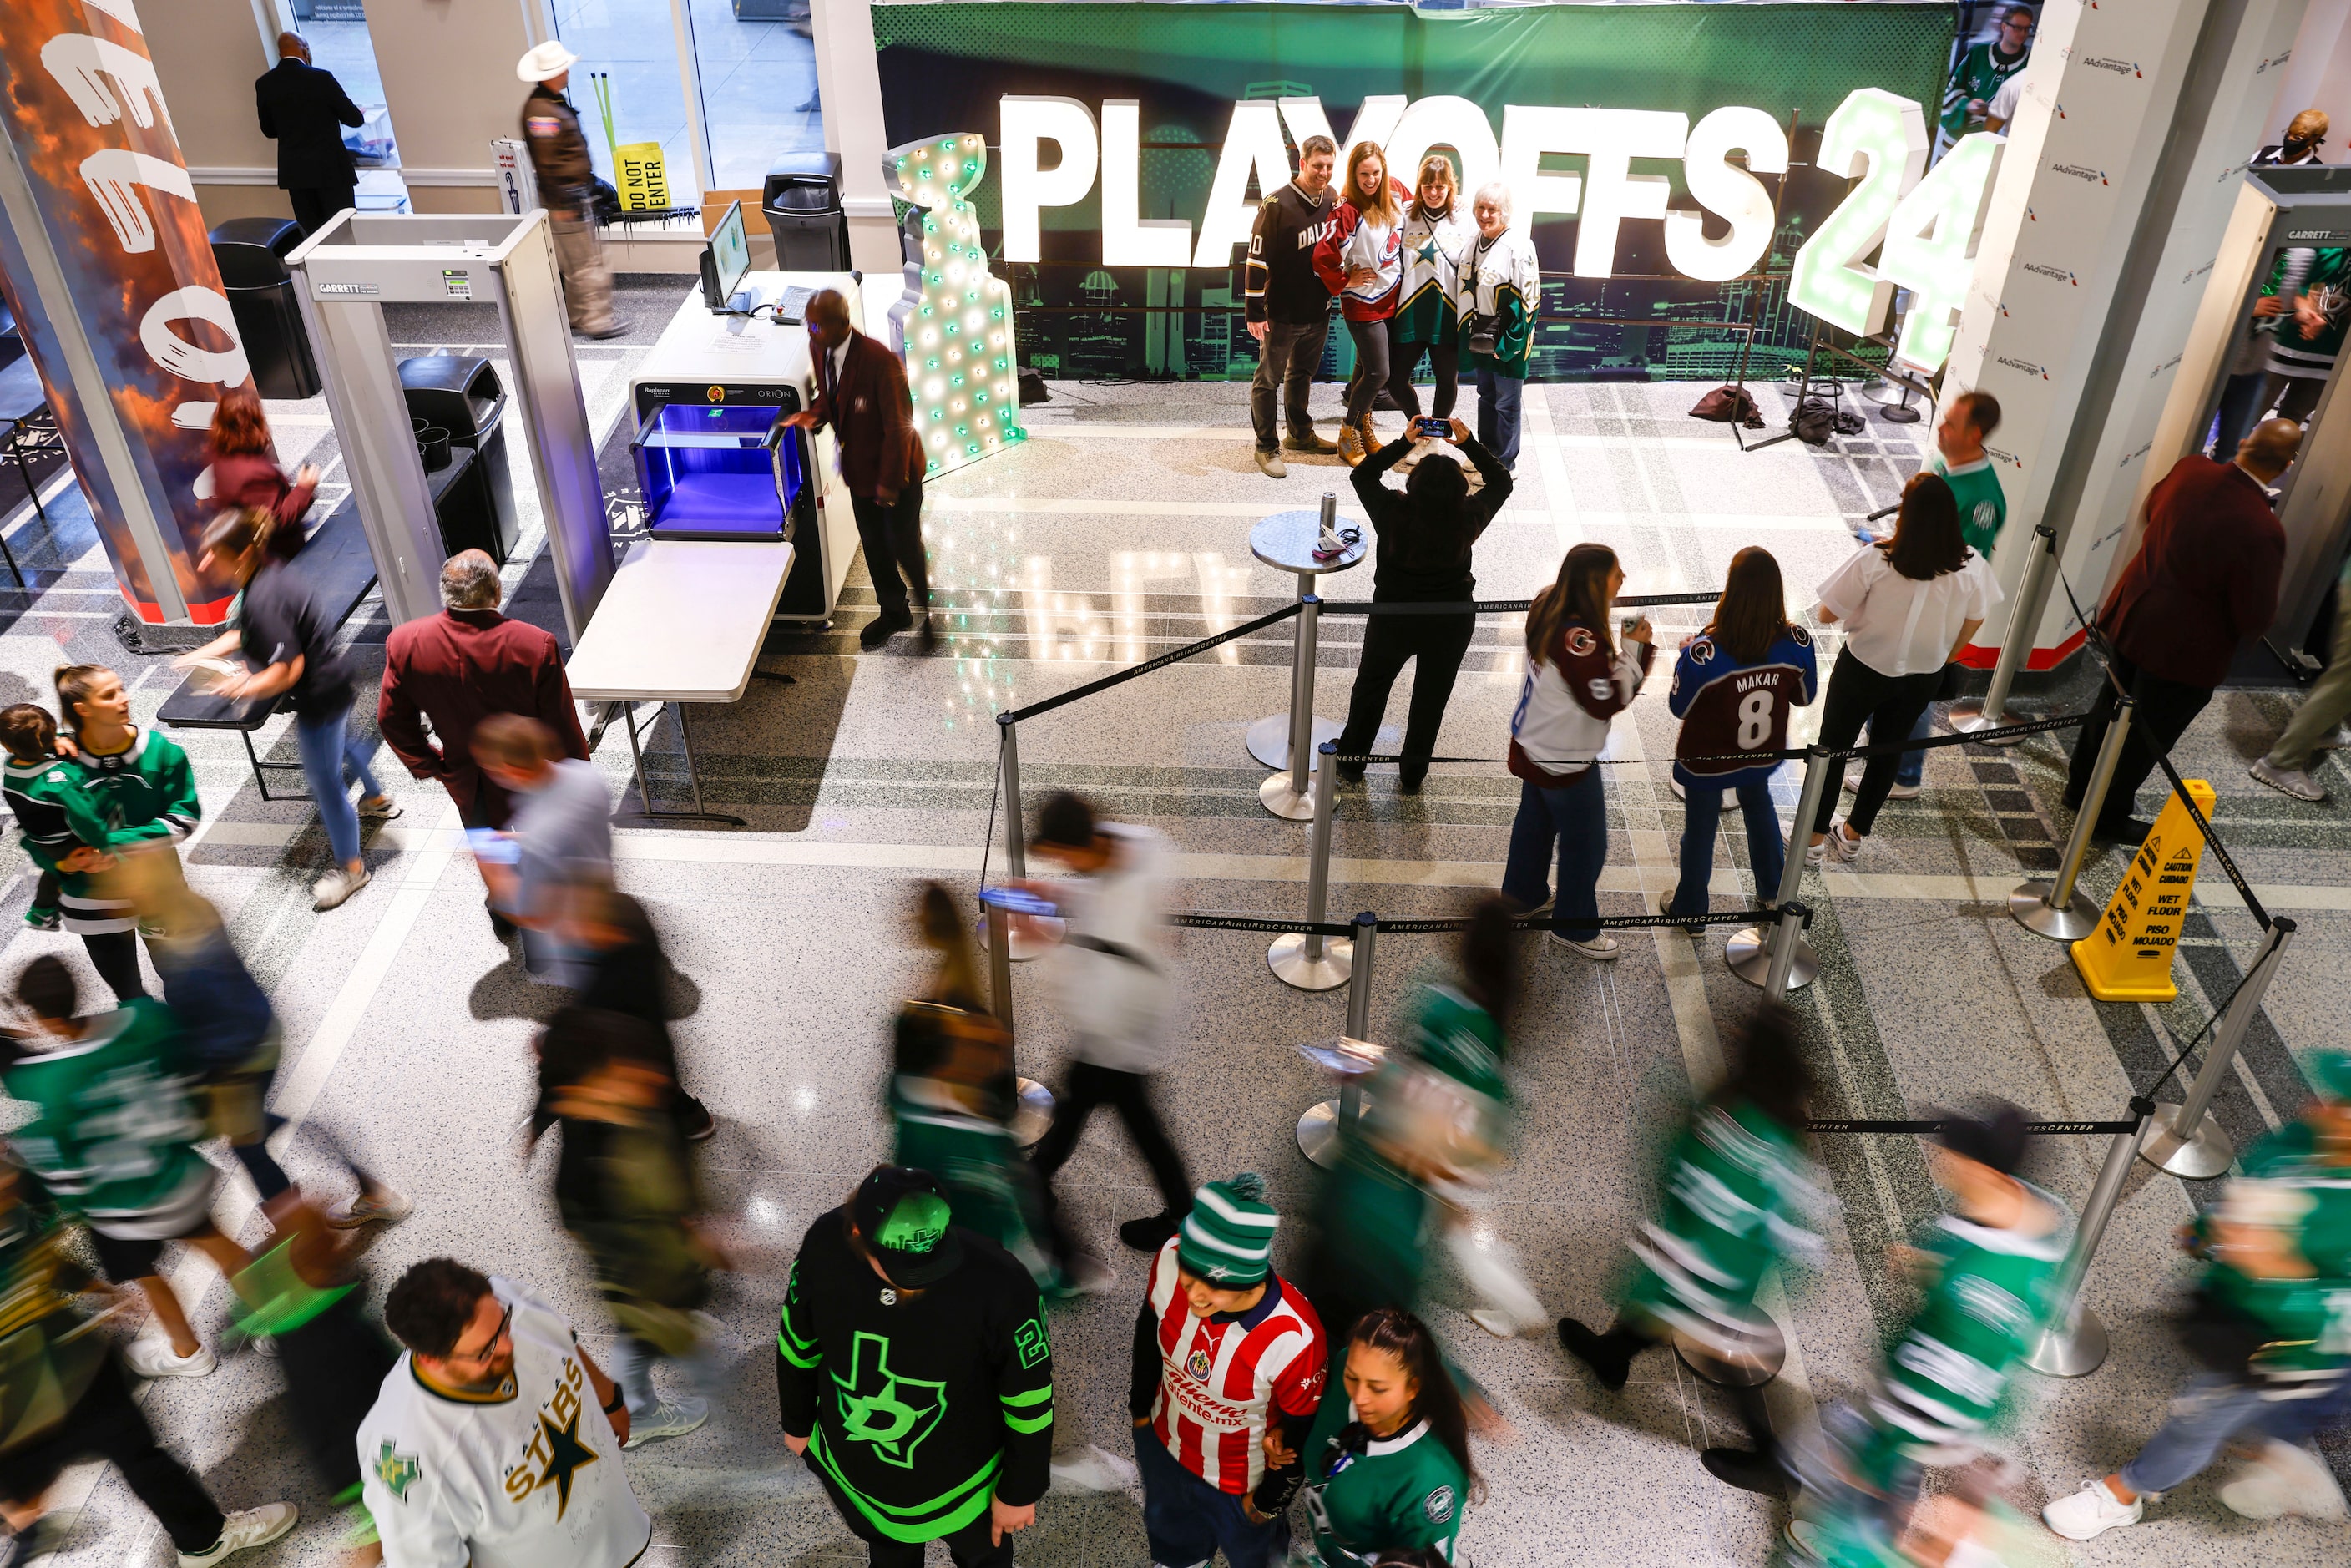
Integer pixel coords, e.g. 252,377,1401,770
999,599,1302,724
1316,590,1726,617
1806,1118,2140,1136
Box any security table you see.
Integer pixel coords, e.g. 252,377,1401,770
1246,506,1366,770
564,539,795,826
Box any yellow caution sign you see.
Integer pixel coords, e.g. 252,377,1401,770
2070,778,2217,1002
614,142,670,212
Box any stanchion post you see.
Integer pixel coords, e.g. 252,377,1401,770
1727,746,1827,989
2140,918,2295,1179
2010,695,2131,941
997,713,1027,879
1269,742,1352,989
1339,911,1377,1127
1761,900,1810,1004
2027,1101,2151,1378
985,898,1015,1034
1260,597,1322,820
1949,525,2056,740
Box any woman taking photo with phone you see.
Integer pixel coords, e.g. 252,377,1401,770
1501,543,1653,960
1807,473,1999,863
1662,548,1818,929
1387,154,1467,427
1332,417,1511,794
1456,181,1540,471
1314,141,1408,465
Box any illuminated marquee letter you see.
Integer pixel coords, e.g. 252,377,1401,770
1499,105,1584,227
1500,108,1687,277
1100,100,1193,267
891,134,1024,474
1278,97,1405,160
1664,107,1787,283
1194,100,1292,267
1787,89,1929,336
1381,96,1502,208
999,95,1097,264
1879,132,2004,372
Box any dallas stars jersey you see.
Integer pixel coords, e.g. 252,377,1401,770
1939,41,2029,139
2199,1153,2351,1384
1620,1097,1824,1362
1667,627,1818,788
2262,246,2351,377
1929,452,2008,560
775,1207,1052,1544
3,1001,215,1239
356,1278,649,1568
1137,1237,1327,1495
1393,207,1467,346
1856,1193,2069,1487
1454,228,1540,378
1300,1372,1468,1567
10,728,199,934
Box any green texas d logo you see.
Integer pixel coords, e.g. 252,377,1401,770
373,1440,422,1502
834,1333,946,1468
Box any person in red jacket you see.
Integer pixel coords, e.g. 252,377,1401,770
2065,417,2301,842
202,392,314,561
379,550,589,930
786,289,935,652
1313,143,1409,467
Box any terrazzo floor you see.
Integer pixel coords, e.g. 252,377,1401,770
0,291,2345,1565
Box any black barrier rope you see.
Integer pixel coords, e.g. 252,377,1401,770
1377,908,1782,934
978,743,999,891
1806,1118,2142,1136
2051,561,2273,932
1000,599,1301,723
1334,748,1810,769
1824,710,2084,762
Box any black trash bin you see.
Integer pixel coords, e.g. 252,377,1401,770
422,443,498,566
398,356,519,563
762,151,849,271
209,217,320,401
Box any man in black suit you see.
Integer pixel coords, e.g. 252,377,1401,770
255,33,363,235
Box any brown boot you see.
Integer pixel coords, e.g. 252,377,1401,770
1337,420,1365,466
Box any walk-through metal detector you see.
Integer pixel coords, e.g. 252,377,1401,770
285,212,610,639
2152,165,2351,675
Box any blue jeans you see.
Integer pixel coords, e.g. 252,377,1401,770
1135,1423,1287,1568
1500,769,1607,941
1863,708,1935,789
293,704,382,868
2117,1373,2283,1495
1474,367,1524,469
1671,777,1784,917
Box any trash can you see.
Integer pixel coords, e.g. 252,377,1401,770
762,151,849,271
210,217,319,401
422,443,499,564
398,356,520,562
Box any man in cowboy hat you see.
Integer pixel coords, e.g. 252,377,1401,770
516,41,622,339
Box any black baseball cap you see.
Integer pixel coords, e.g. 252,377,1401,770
851,1166,963,1287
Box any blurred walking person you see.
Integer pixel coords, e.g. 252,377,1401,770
1298,1308,1478,1566
1023,791,1194,1254
559,883,715,1140
1386,155,1467,426
1501,544,1654,959
5,956,247,1380
201,392,316,554
471,714,610,983
1662,547,1816,928
1332,418,1510,794
1314,141,1408,465
1557,1004,1822,1493
2252,556,2351,801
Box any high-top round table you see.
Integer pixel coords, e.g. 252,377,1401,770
1246,507,1366,770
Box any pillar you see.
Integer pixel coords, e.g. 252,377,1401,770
1944,0,2308,667
0,0,253,623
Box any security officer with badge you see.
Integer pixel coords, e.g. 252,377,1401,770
776,1166,1054,1567
514,41,622,339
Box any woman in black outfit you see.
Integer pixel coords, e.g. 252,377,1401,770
1333,418,1513,792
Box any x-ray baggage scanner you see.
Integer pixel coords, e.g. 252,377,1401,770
285,210,611,639
627,271,863,625
2154,166,2351,674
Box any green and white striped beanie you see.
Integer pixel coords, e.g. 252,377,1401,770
1176,1171,1277,1286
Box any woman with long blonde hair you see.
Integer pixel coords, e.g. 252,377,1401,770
1388,153,1467,426
1312,139,1409,464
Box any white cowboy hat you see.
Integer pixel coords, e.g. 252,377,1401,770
516,42,579,83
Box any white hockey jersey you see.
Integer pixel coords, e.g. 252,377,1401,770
357,1278,651,1568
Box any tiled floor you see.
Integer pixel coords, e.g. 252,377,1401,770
4,299,2347,1563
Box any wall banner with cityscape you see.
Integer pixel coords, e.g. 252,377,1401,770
872,1,1959,383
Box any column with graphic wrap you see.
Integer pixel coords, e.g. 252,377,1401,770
0,0,250,623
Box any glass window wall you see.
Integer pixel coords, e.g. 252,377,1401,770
680,0,827,194
548,1,705,208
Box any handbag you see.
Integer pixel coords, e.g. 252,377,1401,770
1690,384,1764,428
1464,311,1499,357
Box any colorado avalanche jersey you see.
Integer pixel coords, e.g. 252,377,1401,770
1667,628,1818,787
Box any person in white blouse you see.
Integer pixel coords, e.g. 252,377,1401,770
1807,474,2000,863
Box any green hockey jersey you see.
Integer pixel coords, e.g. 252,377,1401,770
1620,1097,1824,1362
3,1001,213,1239
1300,1367,1469,1567
889,1076,1057,1292
776,1207,1052,1544
9,729,199,934
2260,246,2351,377
0,1196,109,1455
1929,452,2007,560
1855,1189,2069,1487
1939,42,2029,139
2198,1148,2351,1385
1393,209,1466,347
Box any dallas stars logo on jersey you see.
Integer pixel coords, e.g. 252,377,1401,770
374,1440,422,1502
832,1332,946,1468
499,1354,601,1519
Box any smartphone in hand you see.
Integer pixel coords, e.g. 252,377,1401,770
1412,416,1451,440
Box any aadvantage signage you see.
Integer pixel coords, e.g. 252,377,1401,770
999,88,2001,372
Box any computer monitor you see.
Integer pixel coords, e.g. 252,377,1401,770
703,200,752,312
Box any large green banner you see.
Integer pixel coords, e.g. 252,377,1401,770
873,1,1957,382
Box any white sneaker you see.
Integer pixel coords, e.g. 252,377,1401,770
176,1503,296,1565
1783,1519,1825,1560
2041,1478,2142,1540
2250,756,2326,802
125,1338,215,1380
2318,725,2351,751
1469,1309,1520,1338
356,795,403,820
330,1186,414,1229
1547,931,1620,961
312,864,370,910
2219,1439,2349,1520
1823,823,1863,862
1253,448,1287,478
1050,1443,1140,1494
1841,774,1919,799
623,1399,709,1449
